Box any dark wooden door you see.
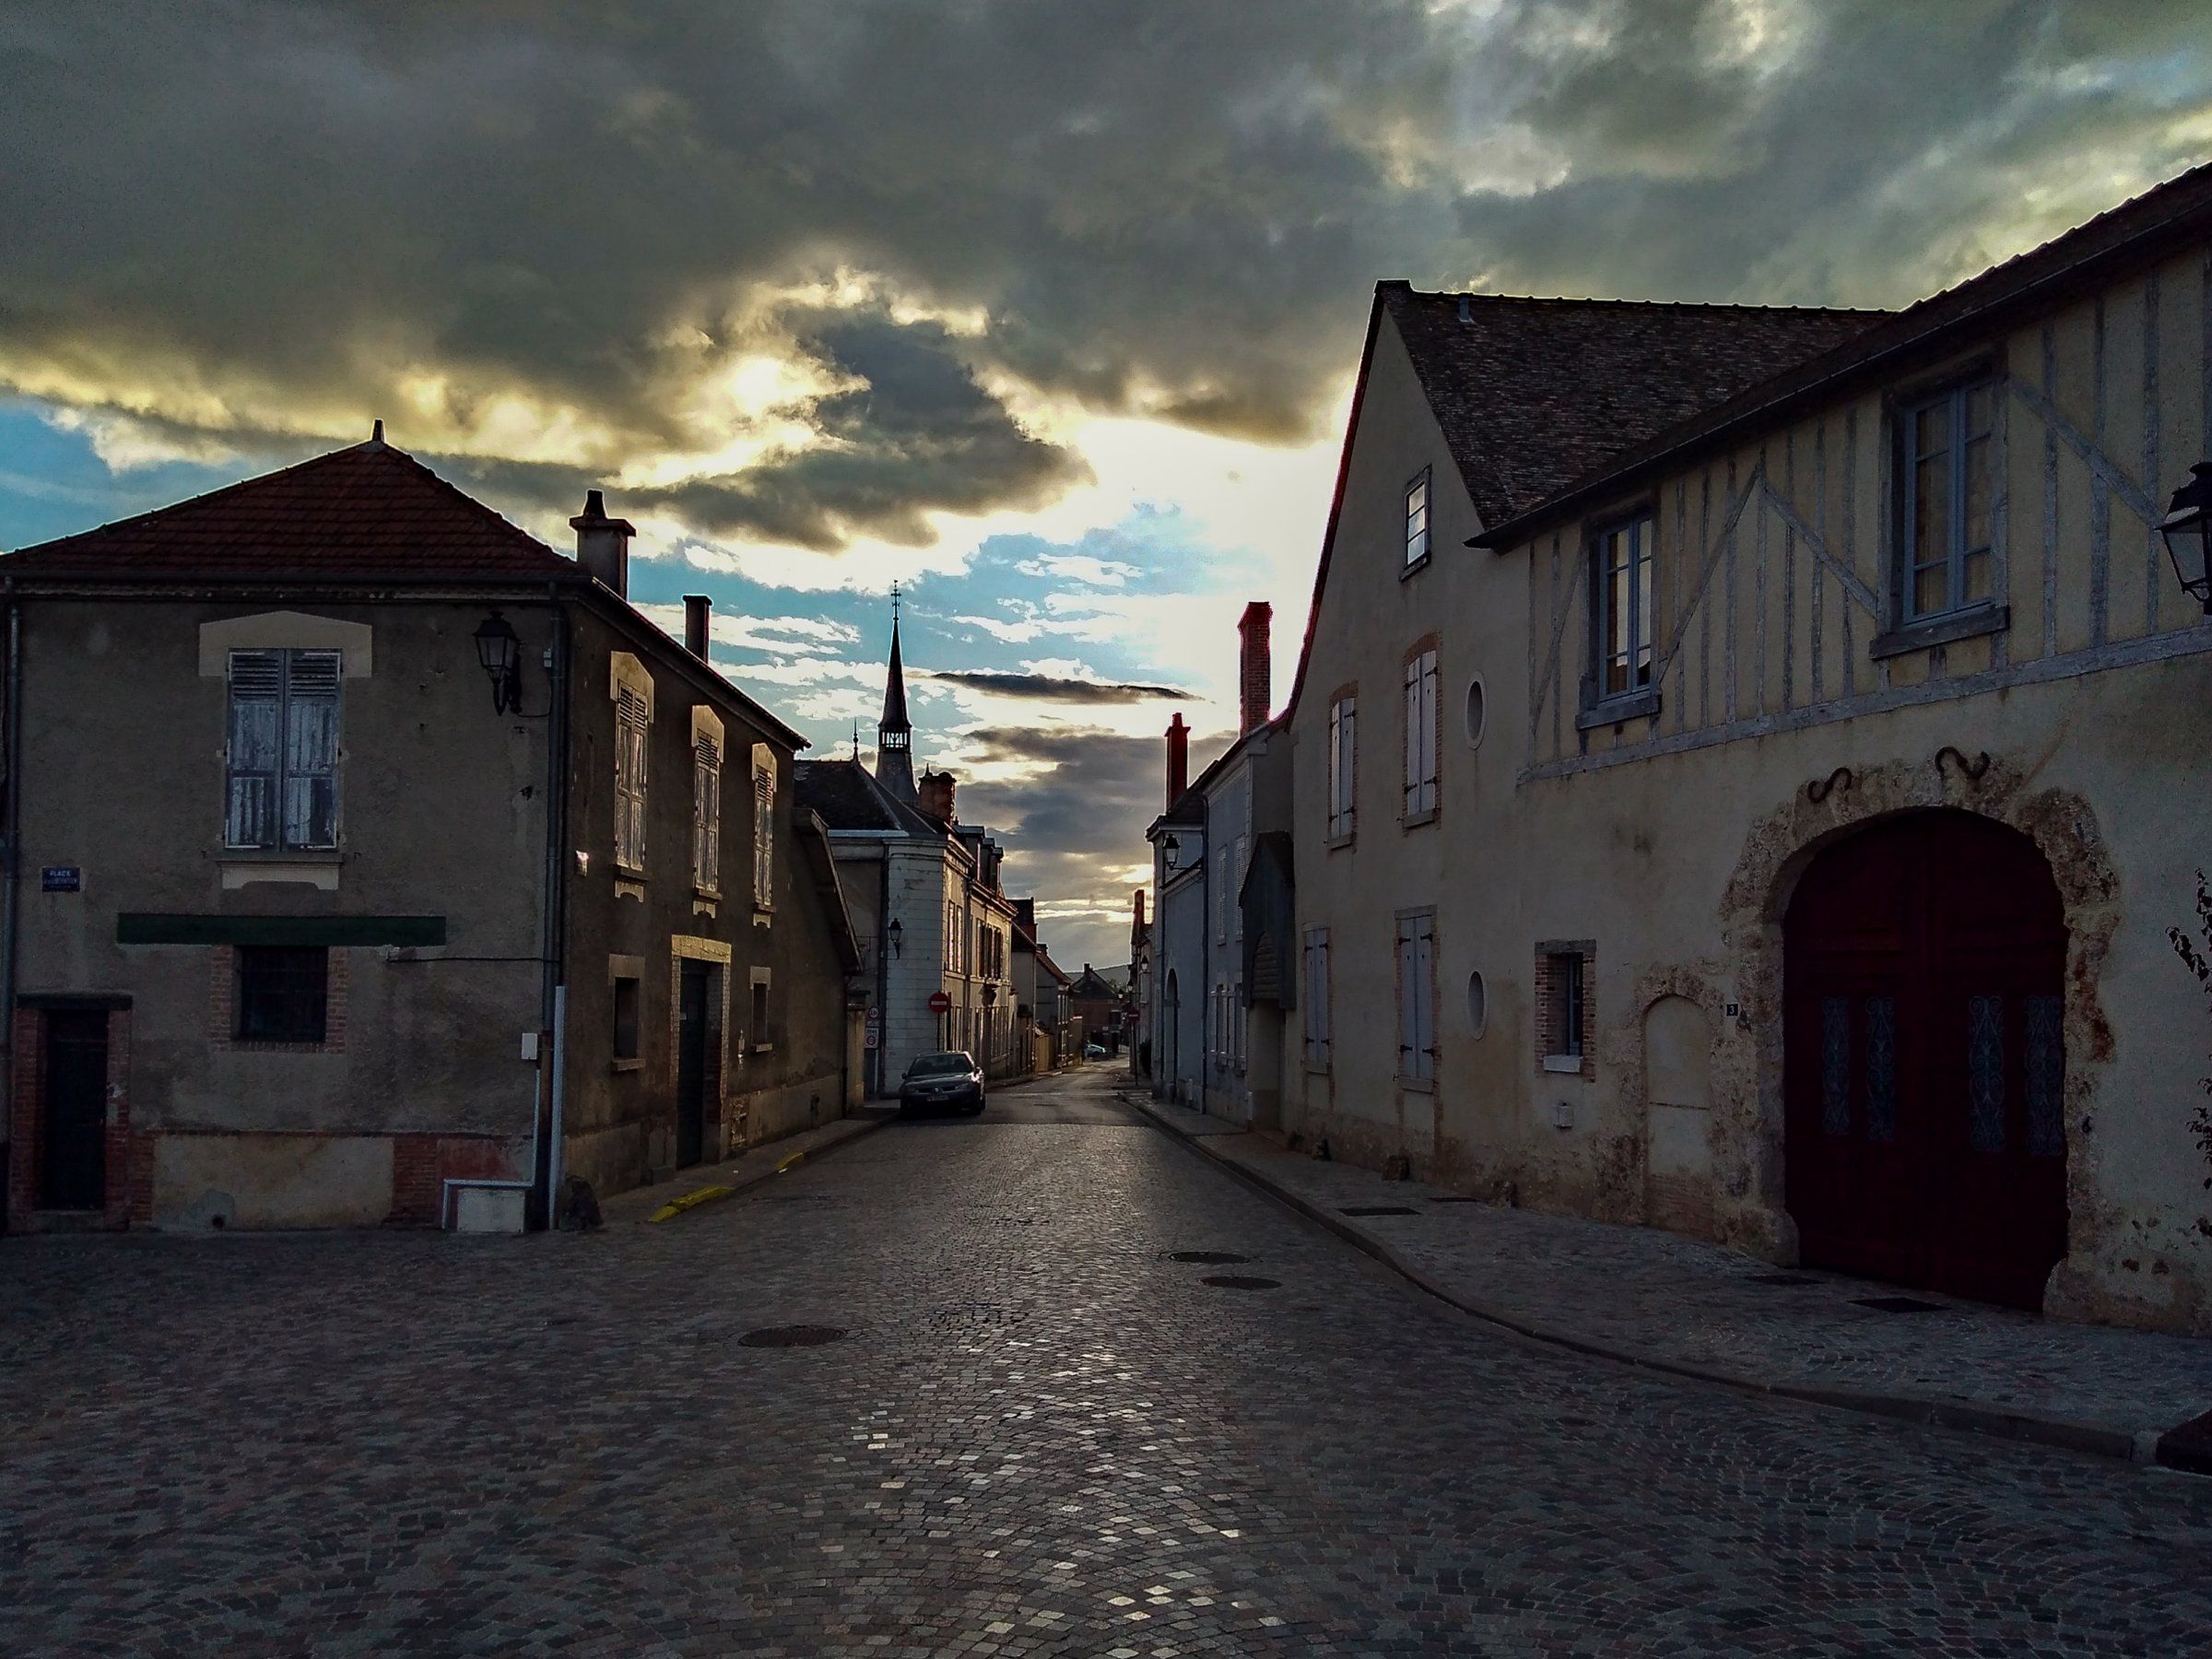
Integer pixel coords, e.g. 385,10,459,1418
41,1010,109,1210
1784,811,2068,1310
676,961,709,1170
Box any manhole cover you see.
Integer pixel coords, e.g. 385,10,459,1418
1747,1273,1817,1287
1340,1206,1417,1217
738,1324,848,1347
1166,1250,1250,1264
1852,1296,1946,1313
1201,1275,1282,1290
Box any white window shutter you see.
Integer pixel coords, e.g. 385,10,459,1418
225,650,283,848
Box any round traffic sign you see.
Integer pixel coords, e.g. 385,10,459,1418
927,991,952,1014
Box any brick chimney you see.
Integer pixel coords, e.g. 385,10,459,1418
1166,712,1189,806
683,594,711,658
1132,888,1147,951
1238,601,1272,735
918,768,957,824
571,489,637,599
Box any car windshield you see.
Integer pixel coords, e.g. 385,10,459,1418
908,1053,973,1077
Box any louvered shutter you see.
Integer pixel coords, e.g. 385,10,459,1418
226,650,284,848
752,764,773,906
614,688,648,872
1421,653,1440,813
694,736,721,892
282,650,341,849
1412,913,1436,1079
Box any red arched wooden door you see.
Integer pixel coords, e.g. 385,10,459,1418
1783,810,2068,1310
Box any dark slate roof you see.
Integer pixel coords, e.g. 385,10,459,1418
1068,966,1117,1000
1474,156,2212,547
1382,285,1883,530
2,435,583,583
794,758,939,835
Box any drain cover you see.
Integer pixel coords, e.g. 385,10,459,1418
738,1324,848,1347
1747,1273,1817,1287
1340,1206,1417,1218
1201,1275,1281,1290
1853,1296,1946,1313
1166,1250,1250,1264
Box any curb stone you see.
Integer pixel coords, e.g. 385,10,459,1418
634,1114,891,1224
1119,1088,2181,1472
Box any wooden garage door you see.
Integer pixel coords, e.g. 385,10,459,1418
1783,810,2069,1311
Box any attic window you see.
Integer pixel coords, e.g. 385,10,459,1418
1404,468,1432,570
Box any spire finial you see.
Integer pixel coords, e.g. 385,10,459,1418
890,579,900,626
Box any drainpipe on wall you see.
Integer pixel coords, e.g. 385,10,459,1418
875,854,890,1098
535,594,571,1228
1195,791,1210,1111
0,591,19,1214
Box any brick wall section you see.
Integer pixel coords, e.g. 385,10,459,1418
102,1008,138,1227
8,1008,42,1224
388,1135,519,1226
1532,940,1598,1081
6,1006,139,1230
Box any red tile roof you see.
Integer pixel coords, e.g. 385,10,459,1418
2,436,582,584
1384,286,1884,529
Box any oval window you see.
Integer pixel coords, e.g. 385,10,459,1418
1465,677,1488,748
1466,970,1488,1038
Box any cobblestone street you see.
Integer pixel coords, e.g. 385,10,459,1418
4,1065,2208,1655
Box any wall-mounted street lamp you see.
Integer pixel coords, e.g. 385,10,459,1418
1161,834,1181,869
887,917,903,959
2160,461,2212,615
474,611,524,713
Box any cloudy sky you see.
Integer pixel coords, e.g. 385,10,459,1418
4,2,2208,967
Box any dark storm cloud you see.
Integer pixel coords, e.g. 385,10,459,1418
1,0,2204,560
924,670,1188,704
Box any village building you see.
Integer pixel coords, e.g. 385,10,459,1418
795,606,1022,1094
0,432,861,1233
1252,162,2212,1332
1010,897,1077,1071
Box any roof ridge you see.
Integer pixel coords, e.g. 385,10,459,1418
1385,283,1889,319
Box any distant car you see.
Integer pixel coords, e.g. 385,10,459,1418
900,1050,985,1115
1083,1042,1108,1060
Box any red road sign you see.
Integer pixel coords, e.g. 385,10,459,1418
927,991,952,1014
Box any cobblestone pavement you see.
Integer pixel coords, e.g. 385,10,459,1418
1128,1093,2212,1449
3,1065,2208,1655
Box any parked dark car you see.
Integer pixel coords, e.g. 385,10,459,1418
900,1050,985,1115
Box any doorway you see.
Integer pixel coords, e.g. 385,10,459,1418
41,1009,109,1210
676,960,712,1170
1783,809,2068,1310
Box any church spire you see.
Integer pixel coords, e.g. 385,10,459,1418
875,582,916,799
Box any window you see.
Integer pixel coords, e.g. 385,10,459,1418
1402,647,1438,819
1900,381,1995,619
235,946,327,1043
1231,976,1245,1068
1232,834,1248,942
614,684,649,874
750,750,775,907
1302,927,1332,1068
1546,952,1584,1063
1404,468,1431,569
750,976,771,1051
1590,514,1655,703
1395,912,1436,1084
225,649,340,850
947,902,964,973
612,974,641,1061
692,733,722,894
1326,694,1357,840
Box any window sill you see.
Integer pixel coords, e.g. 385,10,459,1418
1305,1062,1332,1076
1399,552,1432,582
1402,808,1438,831
1869,603,2008,660
1324,830,1355,851
749,1042,774,1056
1541,1053,1585,1074
611,1057,643,1074
216,848,343,864
1575,688,1661,731
1398,1076,1436,1094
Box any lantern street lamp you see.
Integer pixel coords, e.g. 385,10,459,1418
2160,461,2212,615
887,917,903,959
474,611,524,713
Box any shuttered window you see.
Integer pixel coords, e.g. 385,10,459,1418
614,685,649,874
1302,927,1331,1068
1396,912,1436,1083
1402,648,1439,818
751,757,774,908
693,735,722,893
226,649,340,851
1327,695,1356,839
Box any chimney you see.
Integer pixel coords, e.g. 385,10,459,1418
918,768,957,824
1014,898,1036,935
1238,601,1272,735
571,488,637,599
683,594,711,658
1166,712,1189,806
1132,888,1147,951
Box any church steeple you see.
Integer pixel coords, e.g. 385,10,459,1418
875,583,916,800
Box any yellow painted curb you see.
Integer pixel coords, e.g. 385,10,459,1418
646,1184,735,1223
775,1149,807,1173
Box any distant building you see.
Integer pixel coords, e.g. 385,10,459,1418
0,434,860,1233
797,605,1023,1091
1067,963,1121,1053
